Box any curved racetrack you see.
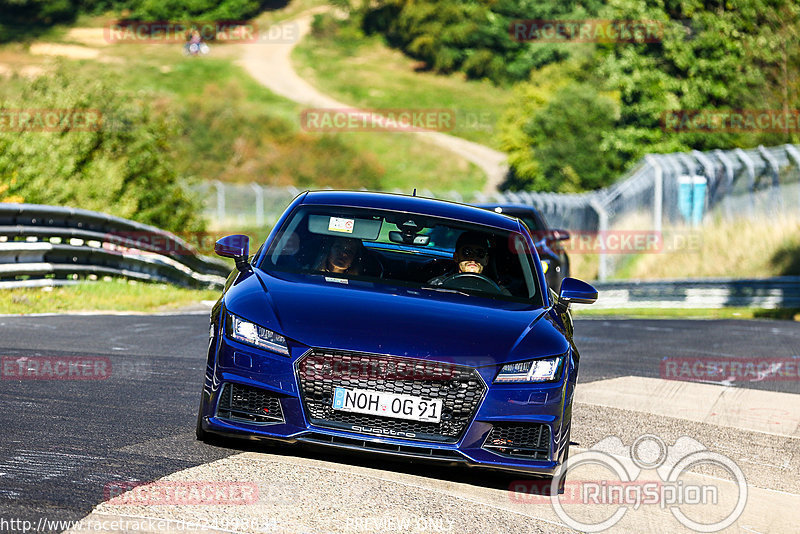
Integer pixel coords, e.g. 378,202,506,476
1,313,799,533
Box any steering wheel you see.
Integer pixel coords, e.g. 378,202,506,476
440,272,506,294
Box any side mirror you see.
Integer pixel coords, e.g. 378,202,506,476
551,229,570,241
215,234,250,272
557,277,597,309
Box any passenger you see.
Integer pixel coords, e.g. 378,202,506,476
314,236,363,275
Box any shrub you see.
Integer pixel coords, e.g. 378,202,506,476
0,67,206,233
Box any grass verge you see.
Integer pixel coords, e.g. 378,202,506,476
291,14,512,147
612,216,800,280
1,280,220,314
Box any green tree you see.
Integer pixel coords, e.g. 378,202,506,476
0,68,206,233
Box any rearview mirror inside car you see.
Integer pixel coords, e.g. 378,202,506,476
388,231,430,246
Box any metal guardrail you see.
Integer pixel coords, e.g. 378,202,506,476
586,277,800,309
0,204,231,290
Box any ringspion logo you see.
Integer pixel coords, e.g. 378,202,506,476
509,434,747,532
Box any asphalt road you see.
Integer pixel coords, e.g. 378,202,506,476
1,314,799,532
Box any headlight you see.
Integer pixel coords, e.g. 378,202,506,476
226,312,289,356
494,356,563,383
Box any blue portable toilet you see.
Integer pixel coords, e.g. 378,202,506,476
678,175,707,225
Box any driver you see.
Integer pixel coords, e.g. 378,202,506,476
427,231,492,285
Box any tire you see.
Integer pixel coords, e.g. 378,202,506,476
546,428,571,495
195,399,208,441
557,432,570,494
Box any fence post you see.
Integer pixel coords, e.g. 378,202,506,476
646,155,663,233
734,149,756,215
713,149,735,195
251,183,264,227
784,144,800,213
589,197,609,281
213,180,225,226
758,145,782,211
692,149,716,222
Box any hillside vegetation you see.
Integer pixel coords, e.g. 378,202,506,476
338,0,800,193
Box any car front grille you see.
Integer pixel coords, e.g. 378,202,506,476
483,423,551,459
216,383,284,424
296,350,486,443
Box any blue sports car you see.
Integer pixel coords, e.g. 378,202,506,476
196,191,597,479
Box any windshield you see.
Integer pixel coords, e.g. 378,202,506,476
261,205,543,305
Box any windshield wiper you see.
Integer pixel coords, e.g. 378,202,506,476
420,285,471,297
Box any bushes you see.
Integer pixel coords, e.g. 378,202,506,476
0,68,206,233
359,0,595,84
127,0,263,21
0,0,265,42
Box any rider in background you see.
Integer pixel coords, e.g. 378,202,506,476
185,29,204,55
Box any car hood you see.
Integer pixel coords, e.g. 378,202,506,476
226,270,569,367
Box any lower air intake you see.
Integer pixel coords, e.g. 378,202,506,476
216,383,284,424
483,423,550,459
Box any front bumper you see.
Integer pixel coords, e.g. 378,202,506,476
200,337,572,476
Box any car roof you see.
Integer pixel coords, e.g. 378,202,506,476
474,203,542,215
300,191,523,232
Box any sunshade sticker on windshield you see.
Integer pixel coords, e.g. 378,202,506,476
308,214,382,240
328,217,354,233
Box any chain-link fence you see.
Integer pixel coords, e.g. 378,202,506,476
192,183,482,230
480,143,800,279
195,143,800,280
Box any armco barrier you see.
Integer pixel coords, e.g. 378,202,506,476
0,204,230,289
587,277,800,309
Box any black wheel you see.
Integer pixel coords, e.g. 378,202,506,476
195,398,208,441
548,428,571,494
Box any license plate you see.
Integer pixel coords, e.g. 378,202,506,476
332,387,442,423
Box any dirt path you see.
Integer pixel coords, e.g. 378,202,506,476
237,12,508,194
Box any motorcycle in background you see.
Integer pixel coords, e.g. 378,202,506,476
184,30,210,56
